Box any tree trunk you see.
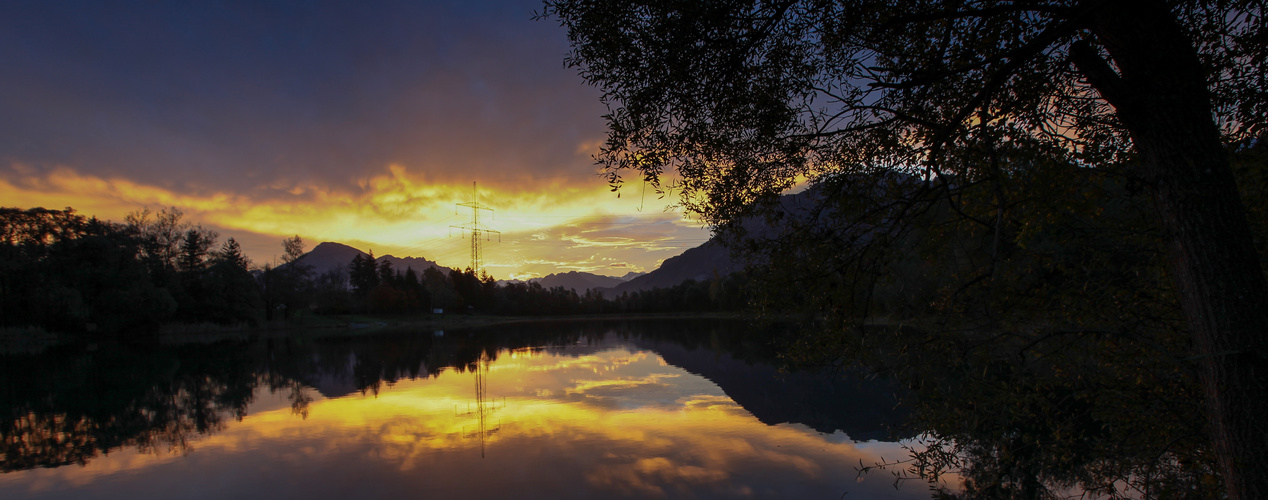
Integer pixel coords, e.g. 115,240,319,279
1075,3,1268,498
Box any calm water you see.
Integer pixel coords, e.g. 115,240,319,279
0,319,948,498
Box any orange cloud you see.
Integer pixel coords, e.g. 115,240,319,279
1,162,711,277
2,343,956,498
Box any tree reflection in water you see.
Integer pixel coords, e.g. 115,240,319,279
805,322,1219,499
1,319,909,477
1,341,256,471
2,319,1213,498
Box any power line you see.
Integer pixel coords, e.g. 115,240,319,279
449,182,500,276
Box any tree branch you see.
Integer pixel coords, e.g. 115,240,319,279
882,2,1069,27
1068,39,1133,112
927,17,1081,157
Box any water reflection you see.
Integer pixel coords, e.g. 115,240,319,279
1,320,934,498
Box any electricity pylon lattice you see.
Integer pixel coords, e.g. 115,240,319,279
450,182,499,276
456,352,503,458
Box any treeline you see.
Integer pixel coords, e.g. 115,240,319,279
309,252,751,316
1,207,259,334
1,206,750,335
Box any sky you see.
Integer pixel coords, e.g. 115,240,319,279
0,0,712,280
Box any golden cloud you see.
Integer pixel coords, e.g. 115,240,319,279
1,162,711,277
2,345,952,498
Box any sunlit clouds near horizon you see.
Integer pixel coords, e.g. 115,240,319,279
0,0,711,279
0,161,709,280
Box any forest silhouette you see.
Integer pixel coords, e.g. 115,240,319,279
0,206,749,337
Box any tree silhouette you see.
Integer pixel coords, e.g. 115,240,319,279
349,251,379,297
201,237,261,325
125,207,189,285
0,207,179,333
277,236,313,320
212,237,250,270
543,1,1267,496
177,226,217,274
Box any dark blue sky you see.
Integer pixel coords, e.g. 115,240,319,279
1,0,601,191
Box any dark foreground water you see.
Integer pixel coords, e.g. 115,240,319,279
0,319,949,498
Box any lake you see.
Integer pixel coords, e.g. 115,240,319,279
0,319,950,498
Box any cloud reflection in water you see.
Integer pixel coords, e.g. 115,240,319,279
1,341,939,499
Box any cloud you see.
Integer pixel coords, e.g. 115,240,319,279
564,374,682,396
1,0,611,195
485,212,711,277
0,0,713,277
0,161,710,274
3,340,944,498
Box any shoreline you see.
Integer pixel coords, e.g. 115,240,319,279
1,311,753,352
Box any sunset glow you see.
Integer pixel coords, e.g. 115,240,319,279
0,0,712,280
1,342,939,498
0,163,708,279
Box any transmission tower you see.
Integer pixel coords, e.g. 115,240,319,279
450,181,500,276
456,351,503,458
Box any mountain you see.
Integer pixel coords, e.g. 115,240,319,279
533,271,628,292
291,242,363,275
498,271,644,291
291,237,736,298
293,242,442,276
598,240,737,298
378,254,443,275
596,188,831,298
629,336,909,440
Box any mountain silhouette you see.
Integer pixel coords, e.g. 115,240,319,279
599,241,736,298
296,242,443,276
533,271,632,293
293,186,833,291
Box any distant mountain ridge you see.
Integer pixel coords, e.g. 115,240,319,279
599,241,736,298
295,242,443,276
293,242,667,291
497,271,648,292
534,271,628,292
591,189,827,298
294,207,771,295
292,230,745,297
